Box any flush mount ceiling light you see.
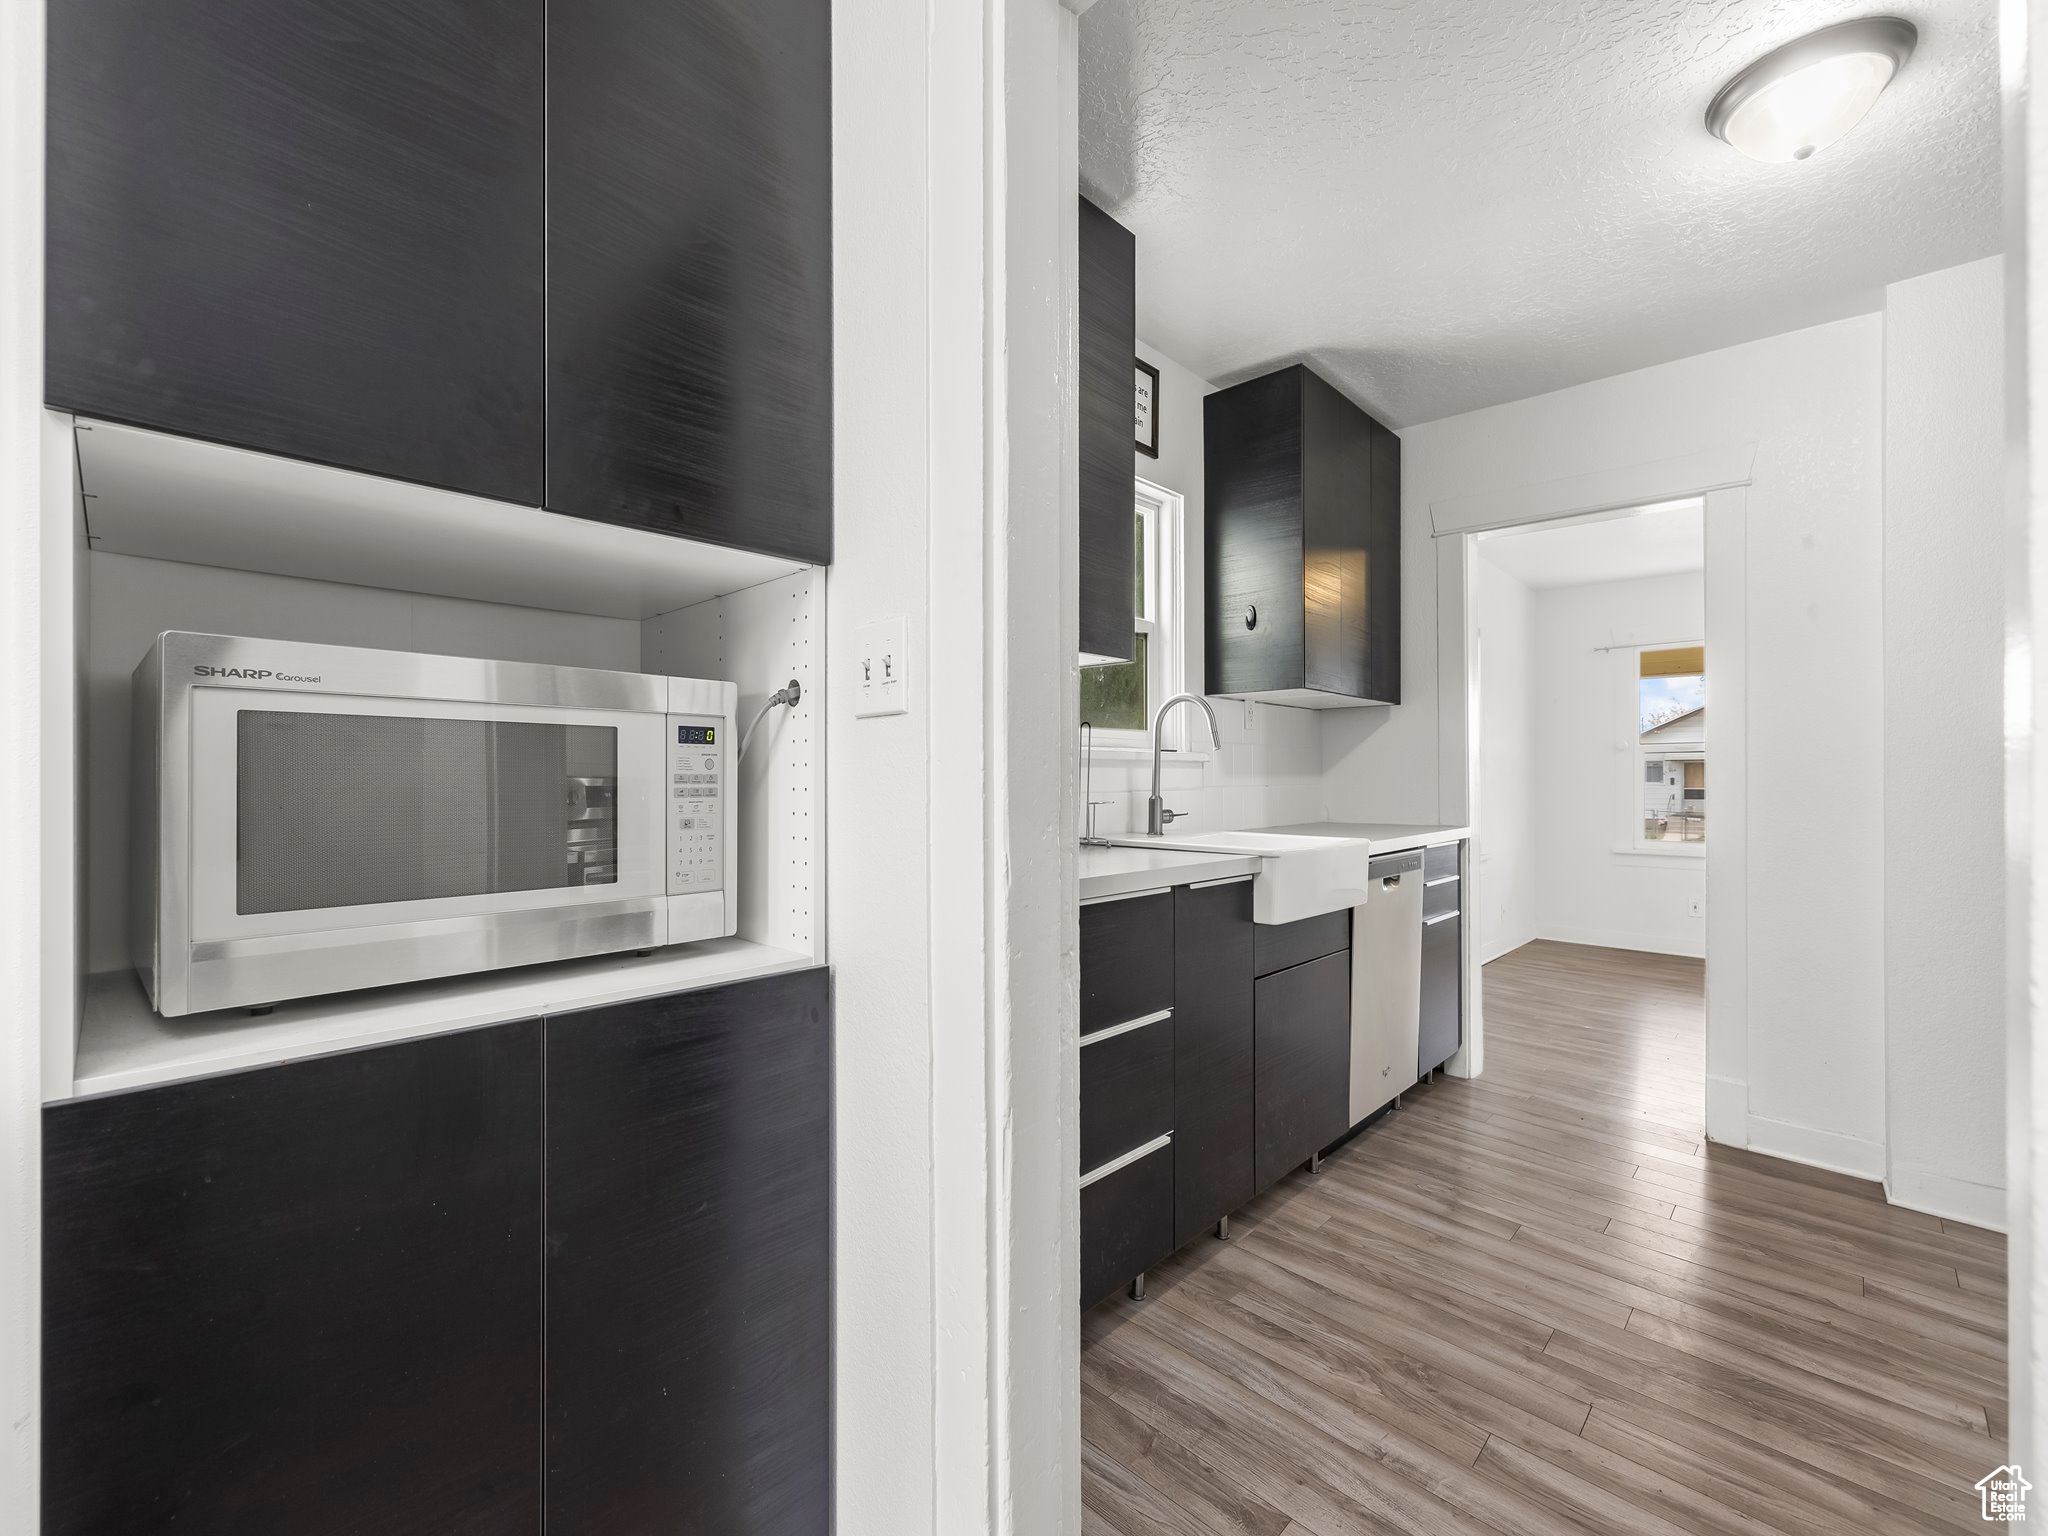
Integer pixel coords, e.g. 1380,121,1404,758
1705,16,1918,163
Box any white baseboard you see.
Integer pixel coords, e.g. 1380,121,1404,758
1479,932,1537,966
1532,923,1705,960
1885,1165,2008,1233
1741,1113,1886,1182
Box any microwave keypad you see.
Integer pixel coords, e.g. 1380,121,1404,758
668,722,723,894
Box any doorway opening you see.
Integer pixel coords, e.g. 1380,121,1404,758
1469,499,1708,1113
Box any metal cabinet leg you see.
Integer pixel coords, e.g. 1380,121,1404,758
1216,1215,1230,1241
1129,1273,1147,1302
1308,1151,1324,1175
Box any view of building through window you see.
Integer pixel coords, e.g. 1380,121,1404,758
1639,643,1704,844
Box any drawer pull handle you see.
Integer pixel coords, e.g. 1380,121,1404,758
1081,886,1172,907
1080,1008,1172,1048
1423,910,1460,925
1079,1133,1172,1189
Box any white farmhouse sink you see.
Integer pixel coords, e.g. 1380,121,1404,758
1104,830,1374,925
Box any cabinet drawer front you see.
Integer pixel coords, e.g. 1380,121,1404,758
1253,950,1352,1193
1420,911,1462,1075
1080,1139,1174,1309
1080,890,1175,1034
1424,841,1461,881
1254,907,1350,977
1080,1013,1174,1175
1423,876,1461,922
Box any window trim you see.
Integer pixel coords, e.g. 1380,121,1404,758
1624,641,1706,859
1082,479,1187,753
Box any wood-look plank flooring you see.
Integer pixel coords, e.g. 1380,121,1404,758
1081,939,2008,1536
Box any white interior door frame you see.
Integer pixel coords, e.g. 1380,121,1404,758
1438,450,1751,1145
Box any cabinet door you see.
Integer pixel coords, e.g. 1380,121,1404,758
46,0,544,503
1253,950,1351,1194
545,968,830,1533
42,1023,544,1536
1420,911,1463,1076
1079,197,1136,661
1205,368,1307,697
1173,878,1255,1245
547,0,832,563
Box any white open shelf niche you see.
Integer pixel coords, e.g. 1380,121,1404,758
49,415,827,1100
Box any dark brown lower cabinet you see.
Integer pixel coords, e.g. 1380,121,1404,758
1420,909,1462,1076
42,1021,546,1536
1080,1142,1174,1309
546,967,831,1534
1253,950,1352,1193
43,967,833,1536
1172,879,1256,1246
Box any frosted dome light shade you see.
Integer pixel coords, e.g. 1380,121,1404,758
1706,18,1917,165
1722,52,1896,162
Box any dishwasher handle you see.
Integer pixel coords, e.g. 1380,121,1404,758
1368,850,1423,882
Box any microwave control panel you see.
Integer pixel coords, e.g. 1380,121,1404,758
667,717,724,894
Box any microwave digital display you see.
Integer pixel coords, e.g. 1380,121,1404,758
678,725,716,745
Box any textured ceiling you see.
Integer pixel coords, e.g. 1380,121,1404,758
1080,0,2000,427
1478,501,1703,589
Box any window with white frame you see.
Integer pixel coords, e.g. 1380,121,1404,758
1634,643,1705,849
1079,480,1183,748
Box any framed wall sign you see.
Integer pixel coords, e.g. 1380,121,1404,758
1134,358,1160,458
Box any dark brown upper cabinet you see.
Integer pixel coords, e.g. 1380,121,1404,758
45,0,546,506
547,0,833,565
1079,197,1137,662
1204,364,1400,706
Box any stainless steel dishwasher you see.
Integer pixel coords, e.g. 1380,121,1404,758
1350,848,1423,1124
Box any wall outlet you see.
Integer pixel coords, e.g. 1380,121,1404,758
1242,698,1257,733
854,615,909,718
1688,896,1704,919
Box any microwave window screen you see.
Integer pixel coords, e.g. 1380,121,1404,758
236,711,619,915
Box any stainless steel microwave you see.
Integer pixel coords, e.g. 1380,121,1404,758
131,632,737,1016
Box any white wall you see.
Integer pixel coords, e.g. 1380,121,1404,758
2010,0,2045,1477
1472,558,1708,963
829,0,940,1520
1884,255,2006,1228
1082,339,1325,836
0,0,45,1500
1472,555,1536,961
1337,314,1889,1178
830,0,1076,1528
1530,571,1707,959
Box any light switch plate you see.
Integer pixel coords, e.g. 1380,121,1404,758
1243,698,1257,733
855,615,909,718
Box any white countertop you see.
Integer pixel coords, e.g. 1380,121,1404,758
1077,844,1260,902
1260,821,1471,855
69,936,817,1099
